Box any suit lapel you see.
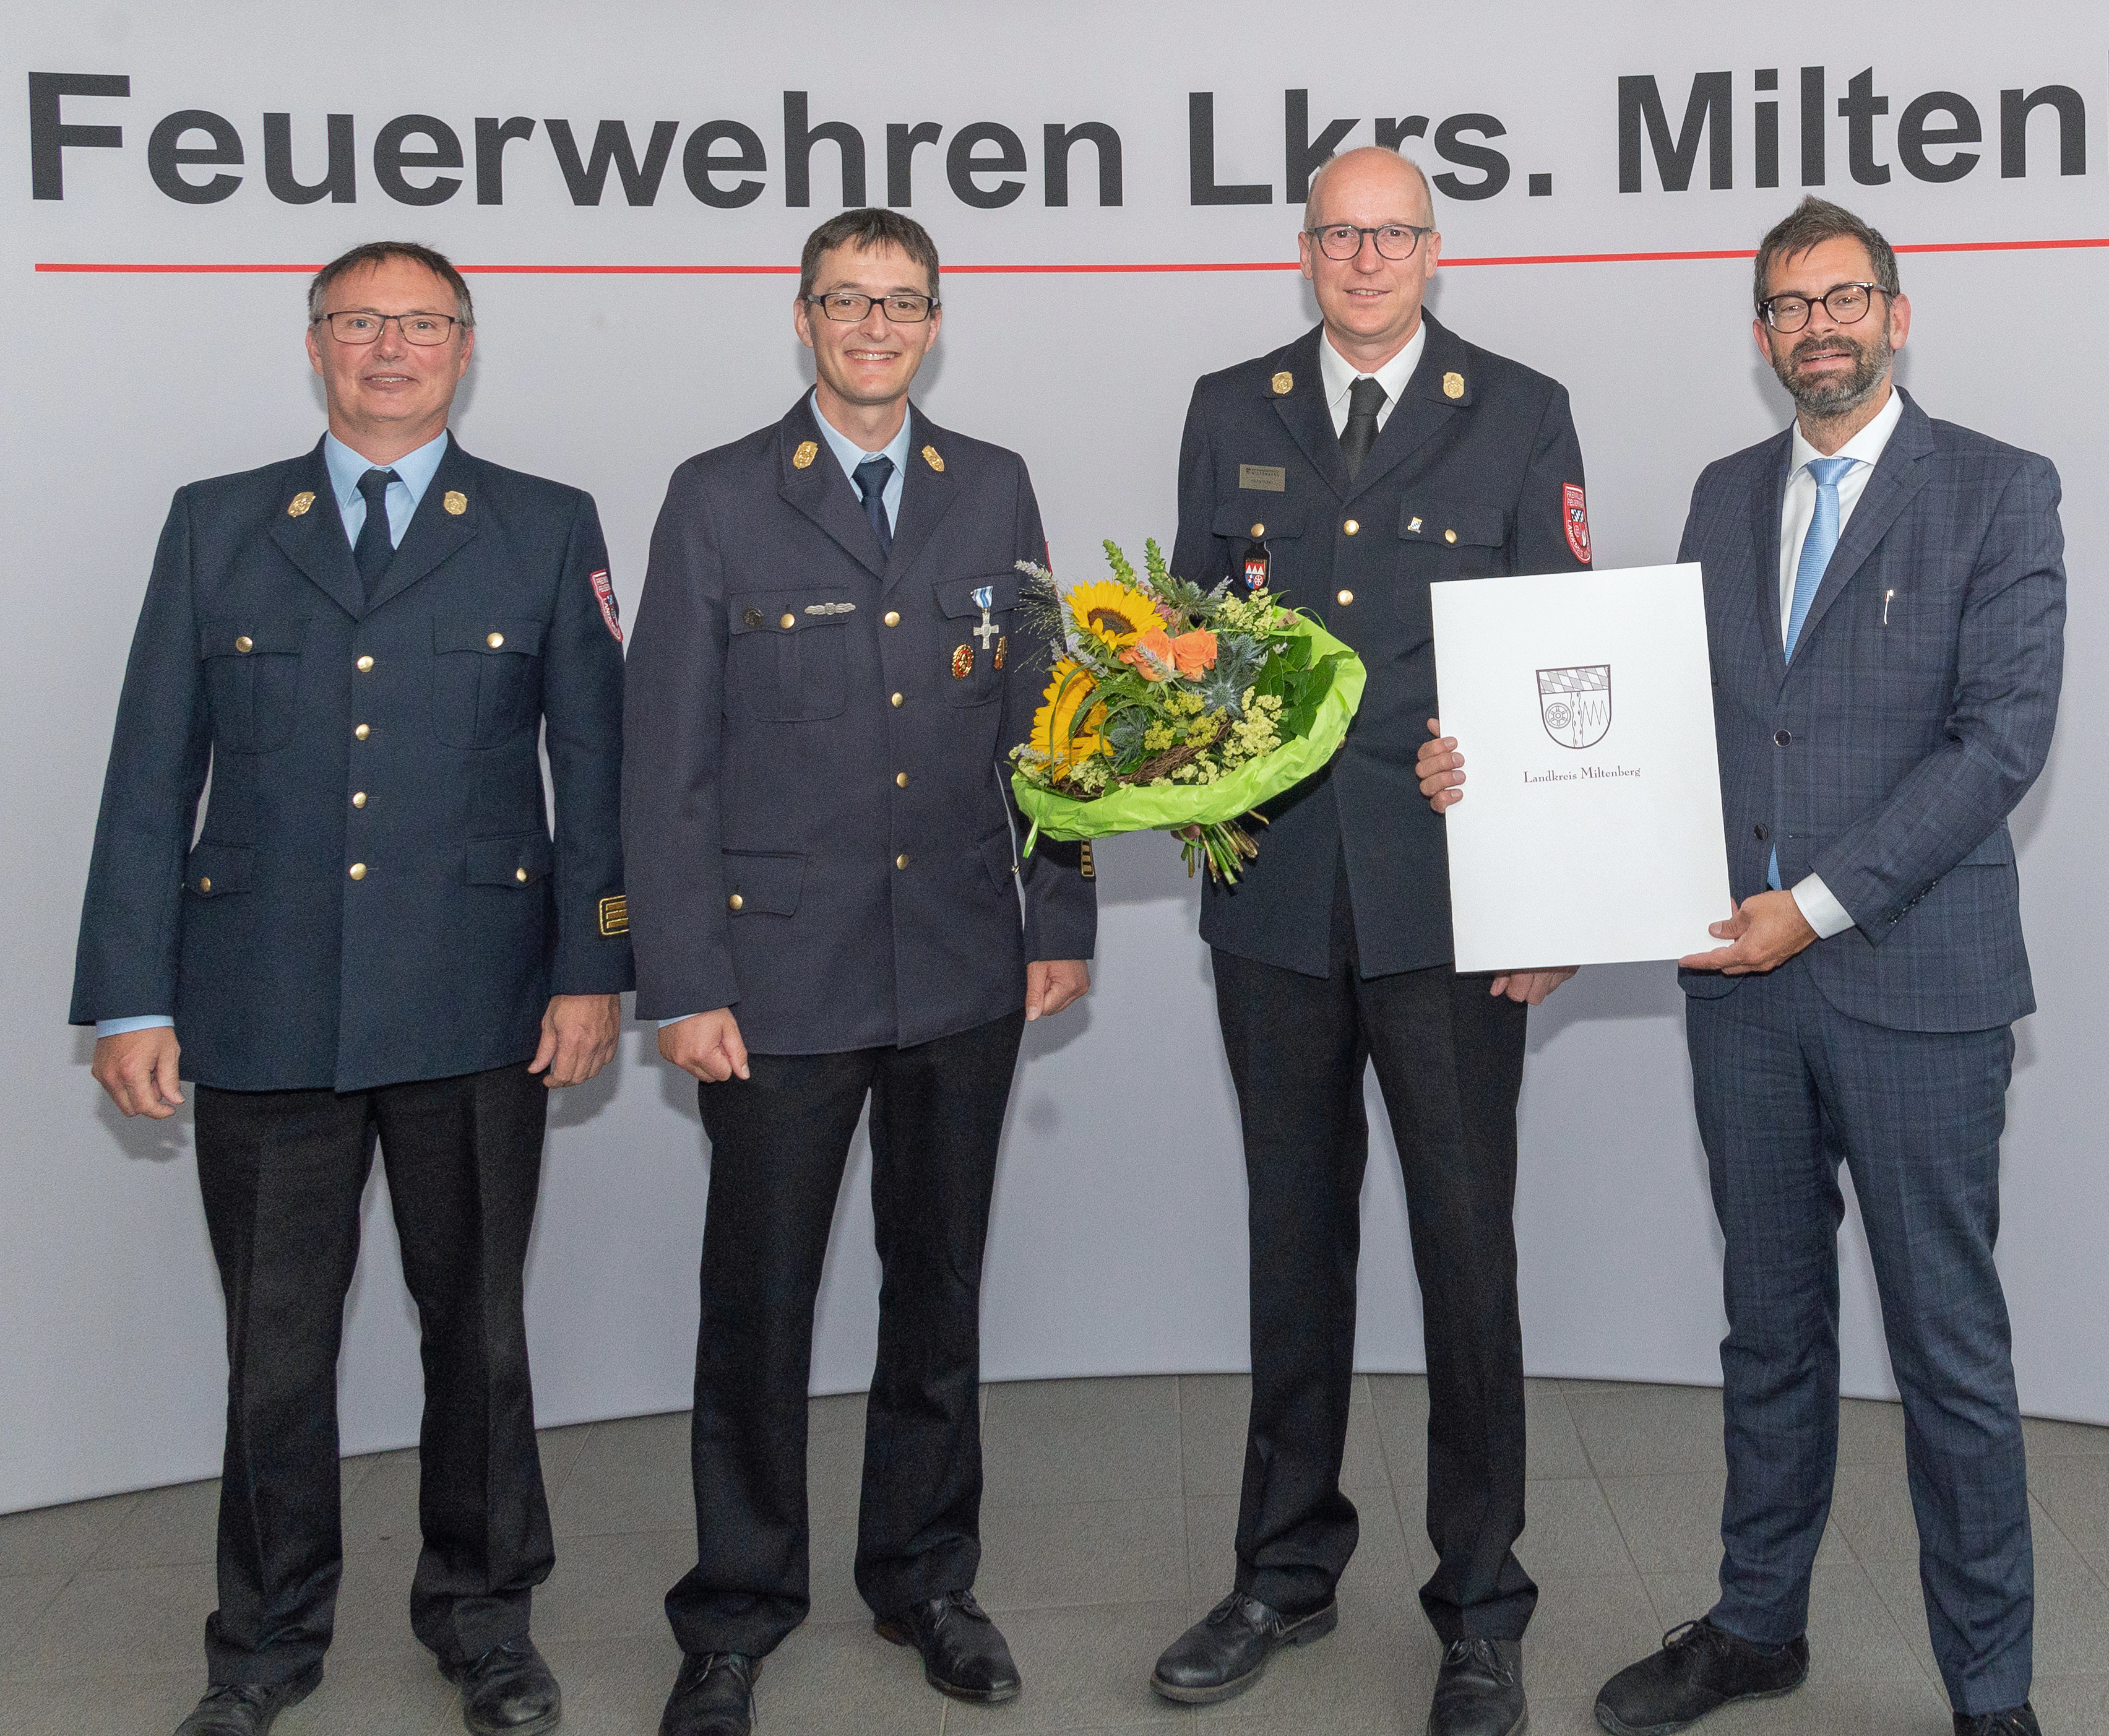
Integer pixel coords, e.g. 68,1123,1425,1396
364,435,480,613
882,406,959,593
1345,313,1464,504
1790,392,1933,659
777,398,889,581
267,441,365,620
1266,330,1350,501
1752,437,1790,689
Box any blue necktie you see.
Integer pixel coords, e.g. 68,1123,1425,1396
854,454,894,560
353,467,400,601
1783,457,1854,662
1769,455,1855,889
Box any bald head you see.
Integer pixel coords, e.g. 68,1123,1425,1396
1304,145,1434,233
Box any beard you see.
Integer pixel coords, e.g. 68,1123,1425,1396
1772,321,1892,418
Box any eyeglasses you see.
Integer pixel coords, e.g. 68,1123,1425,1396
804,292,939,324
312,310,462,346
1304,223,1436,262
1758,282,1892,333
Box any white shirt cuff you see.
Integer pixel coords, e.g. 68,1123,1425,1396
657,1014,704,1028
95,1015,175,1038
1789,874,1855,940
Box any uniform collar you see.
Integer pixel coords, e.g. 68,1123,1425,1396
323,428,450,511
809,391,914,485
1787,384,1902,480
1318,321,1428,416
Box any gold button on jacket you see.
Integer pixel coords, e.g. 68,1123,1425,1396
348,862,367,881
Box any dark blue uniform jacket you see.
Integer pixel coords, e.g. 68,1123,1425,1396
622,397,1097,1054
70,436,633,1091
1172,316,1591,978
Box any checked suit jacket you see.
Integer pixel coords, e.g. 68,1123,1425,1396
1678,388,2065,1032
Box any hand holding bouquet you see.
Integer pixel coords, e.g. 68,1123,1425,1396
1009,540,1366,881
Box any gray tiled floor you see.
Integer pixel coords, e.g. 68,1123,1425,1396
4,1378,2107,1735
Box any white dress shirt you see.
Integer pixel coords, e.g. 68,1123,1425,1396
1318,322,1427,437
1774,387,1904,941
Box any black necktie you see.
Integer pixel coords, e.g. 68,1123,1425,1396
1339,377,1387,483
353,468,400,599
853,454,895,559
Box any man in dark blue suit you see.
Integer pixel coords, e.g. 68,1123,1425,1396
1423,199,2064,1736
1150,147,1587,1736
72,241,631,1736
622,209,1095,1736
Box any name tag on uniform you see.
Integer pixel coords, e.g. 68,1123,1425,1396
1238,464,1287,492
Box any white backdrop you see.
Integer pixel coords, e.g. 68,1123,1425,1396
4,0,2105,1514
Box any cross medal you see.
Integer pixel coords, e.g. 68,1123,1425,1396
970,585,999,653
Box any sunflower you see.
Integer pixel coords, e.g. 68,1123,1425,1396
1065,579,1160,649
1030,659,1108,773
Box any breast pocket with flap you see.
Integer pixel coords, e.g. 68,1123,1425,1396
432,616,546,749
198,616,309,754
727,589,855,722
933,573,1022,708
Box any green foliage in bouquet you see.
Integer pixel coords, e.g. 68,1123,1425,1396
1010,539,1366,881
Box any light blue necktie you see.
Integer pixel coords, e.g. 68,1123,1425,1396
1783,457,1855,662
1769,455,1856,889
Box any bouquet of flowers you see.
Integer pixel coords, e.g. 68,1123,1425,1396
1009,540,1366,881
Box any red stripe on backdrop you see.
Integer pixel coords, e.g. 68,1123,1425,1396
30,236,2109,275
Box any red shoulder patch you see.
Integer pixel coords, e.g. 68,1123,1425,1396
1563,484,1591,563
590,569,623,641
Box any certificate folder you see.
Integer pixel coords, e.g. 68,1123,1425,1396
1430,563,1732,972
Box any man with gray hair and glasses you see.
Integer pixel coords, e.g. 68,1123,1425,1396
1424,196,2065,1736
72,238,631,1736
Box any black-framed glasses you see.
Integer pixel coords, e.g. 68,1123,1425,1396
1304,223,1435,261
804,291,939,324
1758,282,1892,333
313,310,462,346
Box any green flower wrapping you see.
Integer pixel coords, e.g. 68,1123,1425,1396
1009,542,1368,882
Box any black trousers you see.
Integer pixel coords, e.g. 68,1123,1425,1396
193,1063,553,1685
665,1009,1027,1659
1211,869,1536,1641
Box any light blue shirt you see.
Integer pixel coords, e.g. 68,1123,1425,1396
94,430,452,1041
656,401,913,1032
325,428,450,550
810,392,910,532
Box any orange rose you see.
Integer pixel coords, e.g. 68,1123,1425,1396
1119,627,1176,680
1170,630,1218,677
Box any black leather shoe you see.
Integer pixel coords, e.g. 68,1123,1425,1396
173,1664,322,1735
1595,1618,1808,1735
442,1638,561,1735
1956,1706,2042,1736
876,1588,1021,1703
1431,1638,1527,1736
659,1652,759,1736
1151,1591,1339,1705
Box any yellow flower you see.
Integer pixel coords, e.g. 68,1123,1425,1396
1030,659,1108,773
1066,579,1160,648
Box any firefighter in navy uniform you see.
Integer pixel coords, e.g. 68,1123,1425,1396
1148,149,1590,1736
72,242,631,1736
621,209,1095,1736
